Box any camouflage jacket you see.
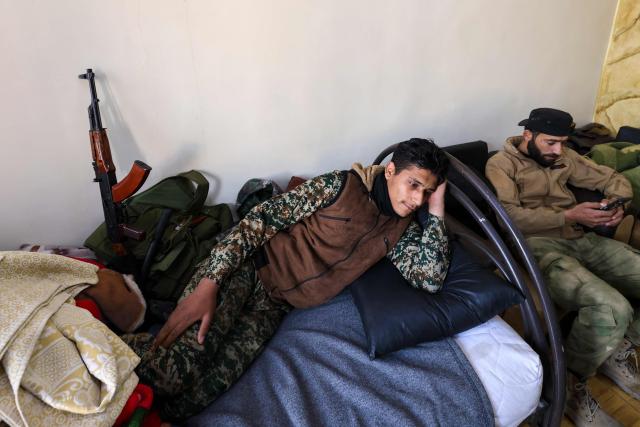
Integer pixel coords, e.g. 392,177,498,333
205,166,450,294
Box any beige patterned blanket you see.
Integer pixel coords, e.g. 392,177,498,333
0,252,140,427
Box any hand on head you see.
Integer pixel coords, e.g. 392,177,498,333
427,181,447,218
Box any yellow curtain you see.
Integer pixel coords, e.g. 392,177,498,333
594,0,640,133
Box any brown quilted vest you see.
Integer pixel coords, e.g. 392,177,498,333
256,170,412,308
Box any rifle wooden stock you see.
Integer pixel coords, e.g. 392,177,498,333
119,224,146,240
90,130,116,176
112,160,152,203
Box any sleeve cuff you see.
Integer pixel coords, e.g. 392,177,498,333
416,208,445,230
556,210,567,227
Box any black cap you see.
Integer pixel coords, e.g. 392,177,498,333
518,108,575,136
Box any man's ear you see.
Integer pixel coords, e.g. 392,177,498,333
523,129,533,143
385,162,396,178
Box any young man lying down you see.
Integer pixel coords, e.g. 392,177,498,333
122,138,451,420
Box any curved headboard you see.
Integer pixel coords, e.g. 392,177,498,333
374,143,565,427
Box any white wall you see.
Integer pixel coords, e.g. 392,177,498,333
0,0,617,249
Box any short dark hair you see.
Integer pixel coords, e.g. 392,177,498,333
390,138,449,184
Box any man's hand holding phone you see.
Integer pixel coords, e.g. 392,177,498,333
599,197,631,211
565,197,629,228
598,197,629,228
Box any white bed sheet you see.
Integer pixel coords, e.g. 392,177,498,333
455,315,543,427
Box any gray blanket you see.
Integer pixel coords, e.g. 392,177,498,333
186,290,494,426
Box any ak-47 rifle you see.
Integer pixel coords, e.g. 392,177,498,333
79,68,151,255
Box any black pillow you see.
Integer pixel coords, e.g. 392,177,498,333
351,241,524,358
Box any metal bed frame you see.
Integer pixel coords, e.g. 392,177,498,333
374,144,565,427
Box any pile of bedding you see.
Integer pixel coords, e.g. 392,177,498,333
0,252,140,427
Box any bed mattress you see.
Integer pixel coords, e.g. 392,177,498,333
187,292,542,427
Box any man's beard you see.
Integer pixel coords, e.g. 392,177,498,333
527,139,558,167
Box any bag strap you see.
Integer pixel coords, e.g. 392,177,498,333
178,170,209,212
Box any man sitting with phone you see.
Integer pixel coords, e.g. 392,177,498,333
486,108,640,427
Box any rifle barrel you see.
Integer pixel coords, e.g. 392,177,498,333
79,68,102,130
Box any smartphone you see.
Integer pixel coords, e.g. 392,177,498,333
599,197,632,211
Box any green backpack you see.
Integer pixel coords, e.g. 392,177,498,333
84,170,233,316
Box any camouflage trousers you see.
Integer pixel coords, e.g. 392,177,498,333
121,260,290,420
527,232,640,378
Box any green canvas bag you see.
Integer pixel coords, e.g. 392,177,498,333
84,170,234,311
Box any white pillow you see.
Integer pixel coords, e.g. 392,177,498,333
455,316,543,427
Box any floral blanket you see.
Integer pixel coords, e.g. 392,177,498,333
0,252,139,427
